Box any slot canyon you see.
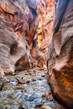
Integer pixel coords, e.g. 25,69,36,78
0,0,73,109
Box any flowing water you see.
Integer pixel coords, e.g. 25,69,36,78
0,67,64,109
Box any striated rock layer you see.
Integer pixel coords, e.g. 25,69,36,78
37,0,55,68
47,0,73,109
0,0,37,73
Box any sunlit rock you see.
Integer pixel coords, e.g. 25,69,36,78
37,0,55,67
40,105,52,109
47,0,73,109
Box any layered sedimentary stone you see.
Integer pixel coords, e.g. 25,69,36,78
0,0,37,73
47,0,73,109
0,16,30,73
37,0,55,67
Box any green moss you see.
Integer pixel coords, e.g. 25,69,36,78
47,13,53,19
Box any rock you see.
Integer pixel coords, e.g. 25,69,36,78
40,105,52,109
15,56,31,71
46,96,53,101
34,104,43,108
15,85,24,89
19,105,25,109
33,70,36,73
26,80,30,84
0,66,5,77
47,0,73,109
38,57,45,68
42,91,51,97
31,79,36,81
7,94,14,98
0,17,17,73
41,75,46,77
10,78,18,85
17,79,26,84
4,72,16,75
3,84,14,90
37,78,43,80
0,78,4,90
0,0,16,14
0,0,38,73
23,95,38,102
37,0,55,66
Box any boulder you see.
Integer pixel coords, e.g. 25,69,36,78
47,0,73,109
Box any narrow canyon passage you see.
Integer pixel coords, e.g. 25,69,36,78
0,0,73,109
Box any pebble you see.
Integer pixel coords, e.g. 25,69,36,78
33,70,36,73
32,79,36,81
19,105,25,109
5,72,16,75
7,94,14,98
15,85,24,89
46,97,53,101
40,105,52,109
26,80,30,84
38,78,43,80
18,79,26,84
10,79,18,85
41,75,46,77
25,73,28,75
42,91,51,97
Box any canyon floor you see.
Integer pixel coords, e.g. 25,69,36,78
0,67,65,109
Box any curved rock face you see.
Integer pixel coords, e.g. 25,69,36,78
47,0,73,109
0,16,30,73
0,0,37,73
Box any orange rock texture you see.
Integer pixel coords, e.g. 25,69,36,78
47,0,73,109
36,0,55,67
37,0,55,48
0,0,38,73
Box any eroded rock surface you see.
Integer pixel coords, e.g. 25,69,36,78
0,0,37,73
37,0,55,68
47,0,73,109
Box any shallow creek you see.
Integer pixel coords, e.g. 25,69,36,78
0,67,64,109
